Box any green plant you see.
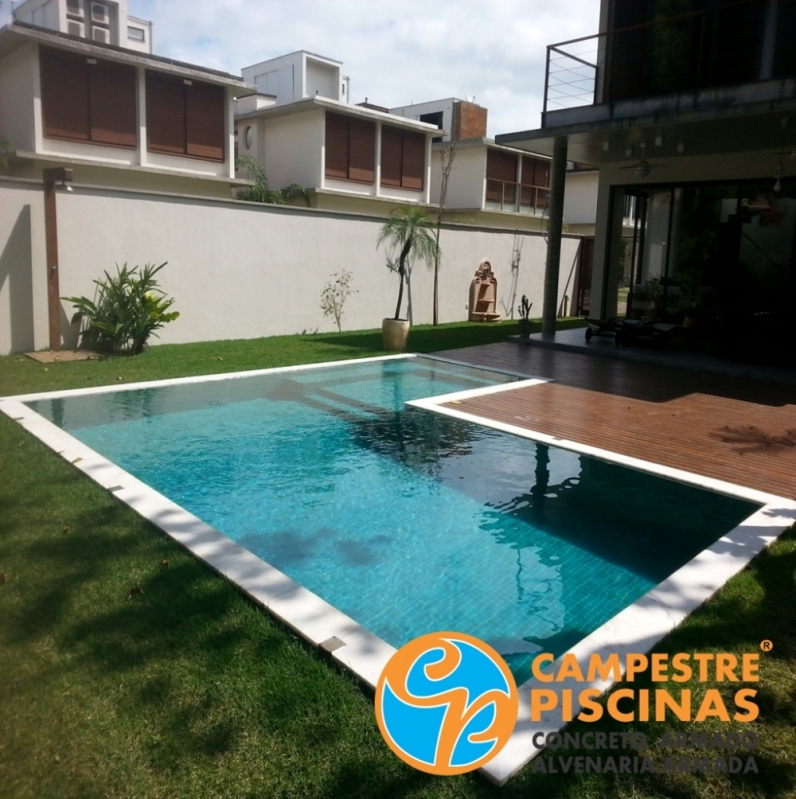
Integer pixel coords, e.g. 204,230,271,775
377,206,440,321
64,262,179,355
236,155,308,205
320,269,357,333
518,295,532,321
633,278,662,302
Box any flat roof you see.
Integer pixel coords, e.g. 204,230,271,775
1,22,252,89
236,95,441,132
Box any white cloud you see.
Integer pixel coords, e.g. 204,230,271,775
2,0,600,135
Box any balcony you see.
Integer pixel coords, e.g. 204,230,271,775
542,0,795,128
484,179,549,214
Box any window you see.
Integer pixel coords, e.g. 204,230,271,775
40,46,137,148
419,111,443,144
146,72,226,161
127,26,146,42
381,126,425,191
520,156,550,211
325,113,375,183
485,149,518,205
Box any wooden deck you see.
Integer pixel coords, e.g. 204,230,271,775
434,343,796,500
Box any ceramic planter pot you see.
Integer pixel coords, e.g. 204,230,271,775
518,319,533,339
382,318,410,352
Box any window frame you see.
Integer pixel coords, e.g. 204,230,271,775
39,46,137,150
380,125,425,192
146,71,226,163
324,112,376,185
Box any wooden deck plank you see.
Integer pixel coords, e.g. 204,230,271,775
434,344,796,500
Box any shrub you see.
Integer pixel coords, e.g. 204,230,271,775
236,155,308,205
64,262,179,355
320,270,356,333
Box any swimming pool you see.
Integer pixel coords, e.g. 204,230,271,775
5,353,794,784
21,356,758,668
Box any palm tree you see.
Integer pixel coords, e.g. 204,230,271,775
377,206,440,321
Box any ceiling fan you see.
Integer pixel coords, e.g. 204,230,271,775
619,145,666,178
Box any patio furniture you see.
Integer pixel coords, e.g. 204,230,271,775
584,317,623,343
616,319,685,347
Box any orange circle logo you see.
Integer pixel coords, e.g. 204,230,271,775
375,632,518,775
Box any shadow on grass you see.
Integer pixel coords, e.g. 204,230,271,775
2,392,795,798
312,319,588,356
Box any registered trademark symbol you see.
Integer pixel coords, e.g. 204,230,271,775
760,640,773,652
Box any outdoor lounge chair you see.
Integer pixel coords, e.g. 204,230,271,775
584,317,623,343
616,320,685,347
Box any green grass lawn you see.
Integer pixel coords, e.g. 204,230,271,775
1,321,794,799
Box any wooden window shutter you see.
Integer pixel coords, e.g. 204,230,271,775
325,113,350,180
146,72,187,155
485,182,502,203
486,150,517,183
186,81,225,161
401,131,424,191
88,59,137,148
40,47,90,142
348,118,375,183
380,126,403,187
528,157,549,188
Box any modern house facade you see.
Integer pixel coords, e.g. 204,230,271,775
498,0,795,354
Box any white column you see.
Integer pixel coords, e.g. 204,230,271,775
137,66,147,166
423,132,432,205
374,121,382,198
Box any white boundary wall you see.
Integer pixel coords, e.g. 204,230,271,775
0,178,582,355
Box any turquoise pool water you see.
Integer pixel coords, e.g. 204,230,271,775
28,357,758,678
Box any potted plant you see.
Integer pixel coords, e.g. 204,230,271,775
630,278,661,319
517,295,533,338
377,207,439,351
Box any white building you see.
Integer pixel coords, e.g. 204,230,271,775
241,50,350,106
236,52,437,213
0,21,250,196
12,0,152,53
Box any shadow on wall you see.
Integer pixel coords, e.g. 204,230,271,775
0,205,34,353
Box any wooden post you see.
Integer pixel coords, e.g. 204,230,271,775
42,167,73,351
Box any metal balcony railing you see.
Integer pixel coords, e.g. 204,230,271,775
542,0,790,124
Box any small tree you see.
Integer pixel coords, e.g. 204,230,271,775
320,269,356,333
377,207,440,321
236,155,308,205
432,136,457,325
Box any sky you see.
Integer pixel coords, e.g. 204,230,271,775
0,0,600,137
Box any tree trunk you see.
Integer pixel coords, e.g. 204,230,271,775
394,235,413,320
433,222,441,325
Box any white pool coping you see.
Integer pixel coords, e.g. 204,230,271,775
3,353,794,787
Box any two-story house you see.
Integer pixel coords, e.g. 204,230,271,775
1,0,251,197
498,0,795,355
235,52,438,214
389,98,554,231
